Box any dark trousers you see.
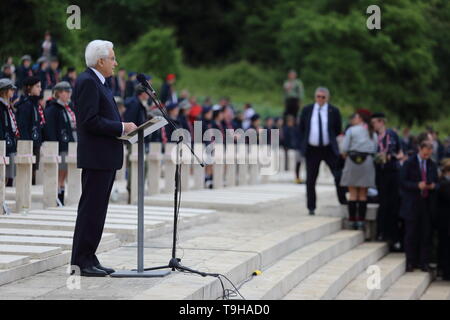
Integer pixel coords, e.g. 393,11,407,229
284,97,300,119
404,200,432,267
305,145,344,211
437,212,450,278
376,169,401,243
71,169,116,269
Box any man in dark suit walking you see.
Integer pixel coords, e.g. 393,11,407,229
71,40,137,277
299,87,345,215
400,140,439,272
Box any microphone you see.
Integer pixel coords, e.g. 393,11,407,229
136,74,156,96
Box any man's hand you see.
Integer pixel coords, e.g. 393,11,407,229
123,122,138,135
426,183,436,190
418,181,427,190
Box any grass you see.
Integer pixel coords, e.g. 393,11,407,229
153,63,449,137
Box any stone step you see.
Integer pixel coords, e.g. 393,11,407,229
380,271,432,300
336,253,406,300
0,228,115,241
0,245,61,259
0,218,160,234
1,213,170,226
145,183,304,212
283,242,389,300
44,206,212,217
106,204,215,215
239,230,364,300
0,237,120,286
0,235,73,249
132,216,342,300
0,255,30,270
0,235,115,251
420,281,450,300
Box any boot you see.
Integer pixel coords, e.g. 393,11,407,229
58,189,65,206
347,201,357,229
358,200,367,221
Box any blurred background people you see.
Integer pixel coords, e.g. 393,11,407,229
43,81,76,205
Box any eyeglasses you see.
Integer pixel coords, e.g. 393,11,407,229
103,56,116,62
316,95,326,99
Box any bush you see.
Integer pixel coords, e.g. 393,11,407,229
119,28,182,80
217,61,278,91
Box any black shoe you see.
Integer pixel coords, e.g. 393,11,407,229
406,264,414,272
58,190,65,206
95,264,115,274
309,210,315,216
80,266,108,277
421,265,431,273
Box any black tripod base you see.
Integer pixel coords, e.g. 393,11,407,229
141,258,209,277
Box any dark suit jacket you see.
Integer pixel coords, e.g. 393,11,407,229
399,154,439,221
123,96,146,126
16,95,45,148
43,100,76,153
73,68,123,170
0,100,17,155
299,103,342,156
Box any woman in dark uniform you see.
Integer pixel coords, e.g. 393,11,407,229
44,81,76,205
15,76,45,185
0,79,19,186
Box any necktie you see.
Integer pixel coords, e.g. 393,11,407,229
38,105,46,125
7,105,20,137
421,159,428,198
318,108,323,146
65,104,76,128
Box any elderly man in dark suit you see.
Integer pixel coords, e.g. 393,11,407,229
400,140,439,272
71,40,137,277
299,87,345,215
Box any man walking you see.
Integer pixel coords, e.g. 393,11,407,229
299,87,345,215
71,40,137,277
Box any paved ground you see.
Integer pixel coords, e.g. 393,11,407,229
0,184,339,300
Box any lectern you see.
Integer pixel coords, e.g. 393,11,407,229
111,116,170,278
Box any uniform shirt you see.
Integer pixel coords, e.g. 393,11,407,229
308,103,329,146
342,124,377,154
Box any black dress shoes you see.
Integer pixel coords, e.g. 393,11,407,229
95,264,115,274
309,210,315,216
421,264,431,273
80,266,108,277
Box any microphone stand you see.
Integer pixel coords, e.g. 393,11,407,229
136,83,209,277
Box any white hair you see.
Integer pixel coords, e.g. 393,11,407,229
85,40,113,68
315,86,330,97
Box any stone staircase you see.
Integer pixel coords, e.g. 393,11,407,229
132,214,448,300
0,204,218,286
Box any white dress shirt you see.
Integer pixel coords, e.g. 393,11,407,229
308,103,329,146
89,67,124,135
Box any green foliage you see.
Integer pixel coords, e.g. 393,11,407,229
0,0,448,133
277,0,439,125
119,28,182,80
217,61,278,91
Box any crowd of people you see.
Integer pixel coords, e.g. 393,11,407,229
1,35,449,280
282,71,450,280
